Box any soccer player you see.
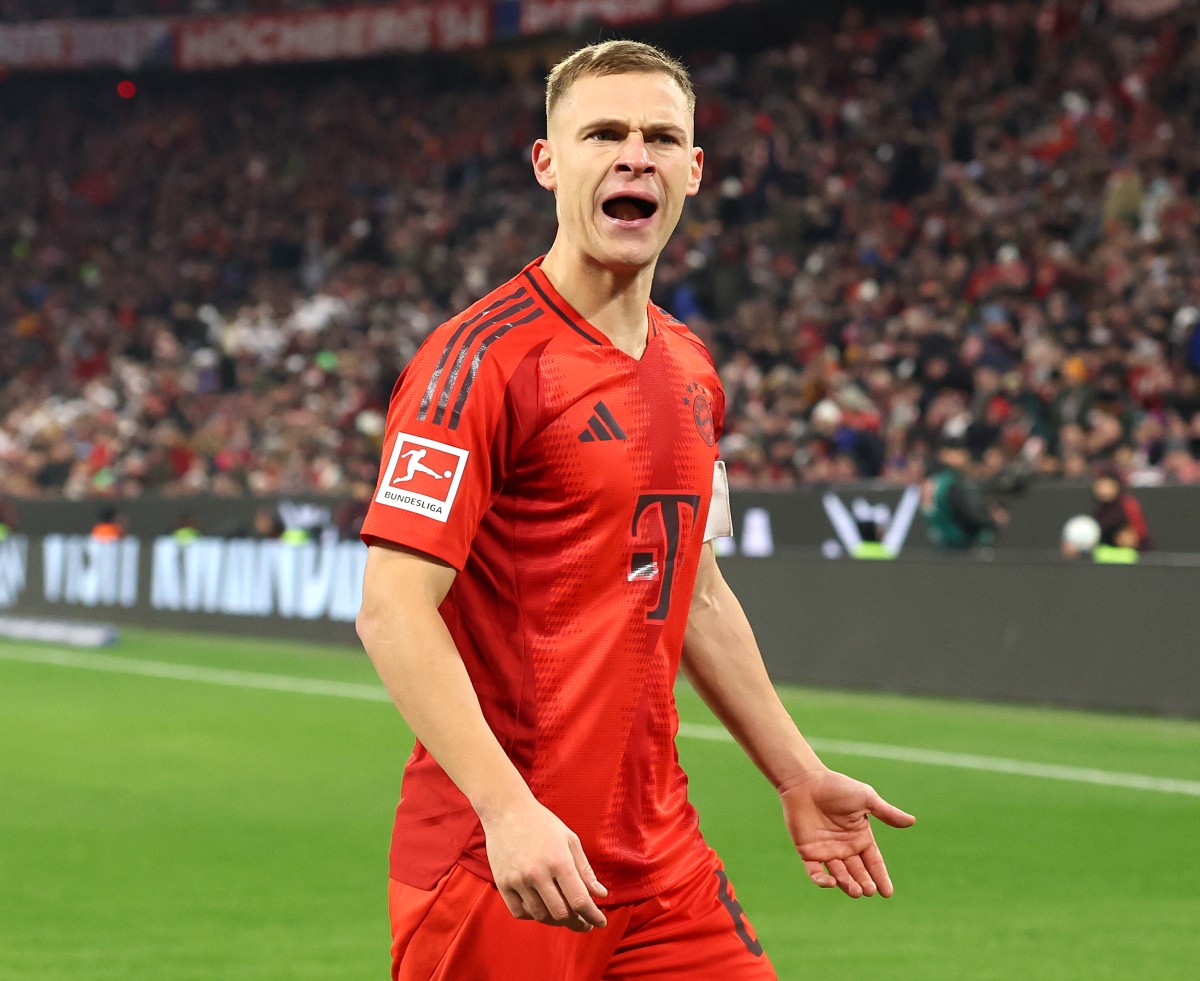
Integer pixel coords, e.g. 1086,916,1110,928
357,40,916,980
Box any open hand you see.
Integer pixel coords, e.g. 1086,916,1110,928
779,768,916,898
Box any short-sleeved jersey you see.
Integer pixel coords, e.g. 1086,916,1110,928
361,257,726,905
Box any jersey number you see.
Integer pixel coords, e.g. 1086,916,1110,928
631,493,700,622
716,869,764,957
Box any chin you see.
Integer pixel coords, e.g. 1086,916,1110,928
602,253,657,273
592,240,662,273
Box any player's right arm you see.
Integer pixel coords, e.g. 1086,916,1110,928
356,541,608,932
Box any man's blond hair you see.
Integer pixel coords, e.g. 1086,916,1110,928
545,40,695,121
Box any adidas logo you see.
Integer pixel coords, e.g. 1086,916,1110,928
578,401,628,442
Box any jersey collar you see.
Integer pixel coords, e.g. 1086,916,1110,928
519,256,662,351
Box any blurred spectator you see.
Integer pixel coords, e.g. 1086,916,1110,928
250,506,285,540
1091,463,1152,551
333,477,374,540
90,506,126,541
921,435,1006,550
172,512,201,544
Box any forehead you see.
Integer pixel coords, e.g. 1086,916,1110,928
551,71,692,130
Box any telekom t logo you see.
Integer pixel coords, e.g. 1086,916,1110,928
630,493,700,622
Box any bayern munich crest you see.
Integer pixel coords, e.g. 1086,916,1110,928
683,381,715,446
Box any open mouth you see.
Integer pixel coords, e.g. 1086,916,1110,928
602,196,658,222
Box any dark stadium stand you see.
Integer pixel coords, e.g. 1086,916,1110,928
0,0,437,22
3,0,1200,500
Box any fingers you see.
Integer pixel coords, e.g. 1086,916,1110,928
499,840,608,933
806,851,889,899
513,883,554,924
499,886,534,921
555,884,607,933
565,837,608,926
568,834,608,900
502,878,599,933
824,859,863,898
843,855,877,897
804,859,836,890
867,790,917,829
540,877,603,934
861,840,895,899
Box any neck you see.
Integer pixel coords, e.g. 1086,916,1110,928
539,245,656,359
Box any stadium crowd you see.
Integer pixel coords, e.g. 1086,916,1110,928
4,0,1200,499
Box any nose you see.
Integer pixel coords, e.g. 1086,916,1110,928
615,132,655,176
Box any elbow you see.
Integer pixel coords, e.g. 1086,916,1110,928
356,543,455,657
688,574,724,623
356,597,388,656
357,600,408,680
687,545,727,623
683,585,720,654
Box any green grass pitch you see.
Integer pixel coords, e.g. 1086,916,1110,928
2,627,1199,980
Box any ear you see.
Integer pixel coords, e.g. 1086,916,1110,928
532,138,557,191
686,145,704,198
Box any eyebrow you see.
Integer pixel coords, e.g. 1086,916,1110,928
577,117,690,139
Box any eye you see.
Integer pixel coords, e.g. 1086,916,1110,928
588,129,619,141
654,133,681,146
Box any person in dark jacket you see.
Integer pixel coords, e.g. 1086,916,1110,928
921,436,1006,550
1091,464,1151,552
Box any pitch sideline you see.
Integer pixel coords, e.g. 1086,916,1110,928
3,644,1199,798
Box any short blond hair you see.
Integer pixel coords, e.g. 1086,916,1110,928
545,40,695,121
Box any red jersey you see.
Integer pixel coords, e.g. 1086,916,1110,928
361,257,725,905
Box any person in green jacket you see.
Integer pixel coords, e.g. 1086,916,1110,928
921,436,1005,550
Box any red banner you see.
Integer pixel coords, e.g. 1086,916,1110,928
0,0,759,73
175,3,489,71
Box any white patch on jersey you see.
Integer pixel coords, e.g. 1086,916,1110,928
627,560,660,582
703,461,732,542
375,433,469,523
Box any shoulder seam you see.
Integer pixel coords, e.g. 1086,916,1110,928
656,311,716,367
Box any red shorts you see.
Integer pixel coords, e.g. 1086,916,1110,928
388,849,778,980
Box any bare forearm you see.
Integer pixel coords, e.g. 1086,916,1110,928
358,544,607,930
357,547,533,821
362,616,533,818
681,560,825,788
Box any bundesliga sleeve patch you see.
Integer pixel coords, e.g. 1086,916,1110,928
375,433,469,523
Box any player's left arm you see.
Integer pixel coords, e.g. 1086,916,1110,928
680,543,916,898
